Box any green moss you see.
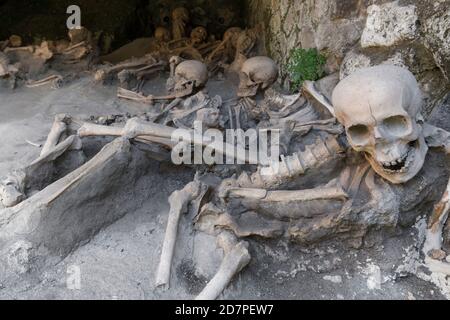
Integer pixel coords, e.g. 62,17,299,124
286,48,326,92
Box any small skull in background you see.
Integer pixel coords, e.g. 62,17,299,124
237,56,279,98
9,35,22,47
174,60,208,98
332,65,427,184
154,26,171,42
68,27,91,45
190,27,208,47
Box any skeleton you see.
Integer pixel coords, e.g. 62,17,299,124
4,40,54,61
171,7,190,40
227,28,258,74
118,59,222,130
2,54,450,300
95,54,166,88
206,27,242,72
228,56,279,130
62,27,96,64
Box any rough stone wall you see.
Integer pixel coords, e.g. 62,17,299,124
246,0,450,116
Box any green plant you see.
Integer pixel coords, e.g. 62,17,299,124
286,48,326,92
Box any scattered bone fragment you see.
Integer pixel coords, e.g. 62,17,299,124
40,115,71,156
26,74,63,89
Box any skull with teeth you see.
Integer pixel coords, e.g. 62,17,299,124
237,56,279,98
190,27,207,46
332,65,427,184
174,60,208,98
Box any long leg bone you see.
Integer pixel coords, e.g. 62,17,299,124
155,178,206,289
117,87,178,104
196,231,251,300
40,115,70,156
26,75,63,89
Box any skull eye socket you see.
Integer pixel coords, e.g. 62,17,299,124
382,115,410,137
347,124,370,146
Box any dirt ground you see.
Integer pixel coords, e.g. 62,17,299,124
0,72,446,300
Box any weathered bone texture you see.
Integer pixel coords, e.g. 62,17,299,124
0,134,83,208
206,27,242,72
196,231,250,300
172,7,190,40
0,138,153,267
423,177,450,274
173,60,208,98
40,115,71,156
302,81,335,117
237,56,278,98
26,74,63,89
155,178,206,289
78,118,259,164
0,113,81,208
240,135,345,189
63,27,95,63
332,65,427,184
423,134,450,274
229,28,258,74
95,54,163,84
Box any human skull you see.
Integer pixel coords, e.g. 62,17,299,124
9,35,22,47
238,56,279,98
236,31,256,56
154,27,171,42
332,65,427,184
174,60,208,98
68,27,90,45
190,27,207,46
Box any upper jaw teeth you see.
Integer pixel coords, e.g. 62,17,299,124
379,146,415,173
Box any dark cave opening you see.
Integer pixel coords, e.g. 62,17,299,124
0,0,248,54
